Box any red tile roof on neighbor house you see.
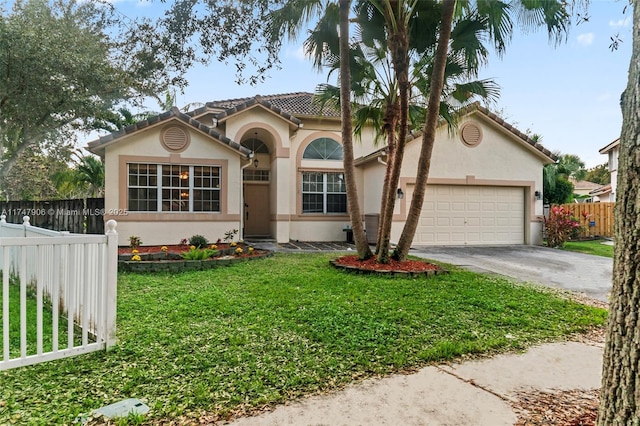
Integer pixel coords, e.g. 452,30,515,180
589,184,612,196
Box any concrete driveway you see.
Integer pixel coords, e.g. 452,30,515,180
410,245,612,302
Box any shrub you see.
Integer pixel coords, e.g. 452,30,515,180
223,229,238,243
181,248,218,260
129,236,142,249
544,206,581,248
189,235,209,249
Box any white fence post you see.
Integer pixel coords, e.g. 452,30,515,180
105,220,118,348
22,215,30,237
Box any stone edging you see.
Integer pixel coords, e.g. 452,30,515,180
119,250,273,273
329,259,448,278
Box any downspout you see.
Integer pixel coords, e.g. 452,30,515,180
239,152,254,241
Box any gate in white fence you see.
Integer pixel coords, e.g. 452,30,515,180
0,215,118,370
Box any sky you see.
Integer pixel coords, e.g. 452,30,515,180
112,0,633,169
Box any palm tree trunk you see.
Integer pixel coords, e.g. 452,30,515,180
376,1,410,264
375,126,395,255
392,0,455,261
339,0,371,260
375,102,399,257
597,3,640,423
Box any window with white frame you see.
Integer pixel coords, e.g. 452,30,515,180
128,163,220,212
302,138,343,160
302,172,346,214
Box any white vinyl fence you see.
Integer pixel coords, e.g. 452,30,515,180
0,215,118,370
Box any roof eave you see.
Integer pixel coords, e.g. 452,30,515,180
599,137,620,154
85,107,252,159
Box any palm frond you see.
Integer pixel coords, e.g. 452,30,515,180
510,0,570,46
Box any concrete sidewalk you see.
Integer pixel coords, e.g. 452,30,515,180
225,340,603,426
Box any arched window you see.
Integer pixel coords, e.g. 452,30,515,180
241,138,269,154
303,138,343,160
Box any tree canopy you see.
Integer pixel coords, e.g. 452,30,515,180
0,0,181,180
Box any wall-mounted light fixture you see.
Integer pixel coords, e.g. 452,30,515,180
534,190,542,200
397,188,404,199
253,158,259,168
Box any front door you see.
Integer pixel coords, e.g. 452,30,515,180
244,184,270,237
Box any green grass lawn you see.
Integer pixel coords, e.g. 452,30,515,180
562,239,614,258
0,281,81,358
0,253,607,425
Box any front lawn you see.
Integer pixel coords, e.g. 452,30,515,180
562,239,614,258
0,253,606,424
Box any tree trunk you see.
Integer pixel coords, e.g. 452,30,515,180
376,1,410,264
597,3,640,424
375,113,397,256
339,0,371,260
392,0,455,261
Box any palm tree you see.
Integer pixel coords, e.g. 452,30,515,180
338,0,373,259
266,0,372,259
268,0,574,261
557,153,587,181
392,0,573,261
74,156,105,198
313,13,499,263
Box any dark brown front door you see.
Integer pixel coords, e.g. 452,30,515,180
244,184,270,237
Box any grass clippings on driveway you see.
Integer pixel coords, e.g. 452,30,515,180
0,253,607,425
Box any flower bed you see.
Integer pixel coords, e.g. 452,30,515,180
118,243,272,273
330,255,447,278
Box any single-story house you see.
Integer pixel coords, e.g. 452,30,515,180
569,178,602,202
589,184,613,203
87,92,554,246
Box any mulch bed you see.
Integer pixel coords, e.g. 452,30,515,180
330,255,447,277
333,255,441,272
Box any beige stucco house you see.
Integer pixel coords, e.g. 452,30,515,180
87,92,554,246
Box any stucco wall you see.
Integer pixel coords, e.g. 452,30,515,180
99,106,550,246
361,113,548,246
103,118,246,246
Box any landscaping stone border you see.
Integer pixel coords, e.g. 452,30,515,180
329,259,448,278
119,249,273,273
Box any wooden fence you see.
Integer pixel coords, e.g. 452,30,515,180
0,198,104,234
555,202,615,238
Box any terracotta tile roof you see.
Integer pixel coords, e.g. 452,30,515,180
589,184,612,196
188,92,339,123
473,104,557,161
87,107,253,158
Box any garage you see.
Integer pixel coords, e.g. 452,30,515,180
415,185,524,245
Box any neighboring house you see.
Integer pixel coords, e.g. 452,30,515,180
589,184,613,203
87,92,554,246
569,178,602,202
593,138,619,202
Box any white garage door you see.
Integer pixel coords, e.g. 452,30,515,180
416,185,524,245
